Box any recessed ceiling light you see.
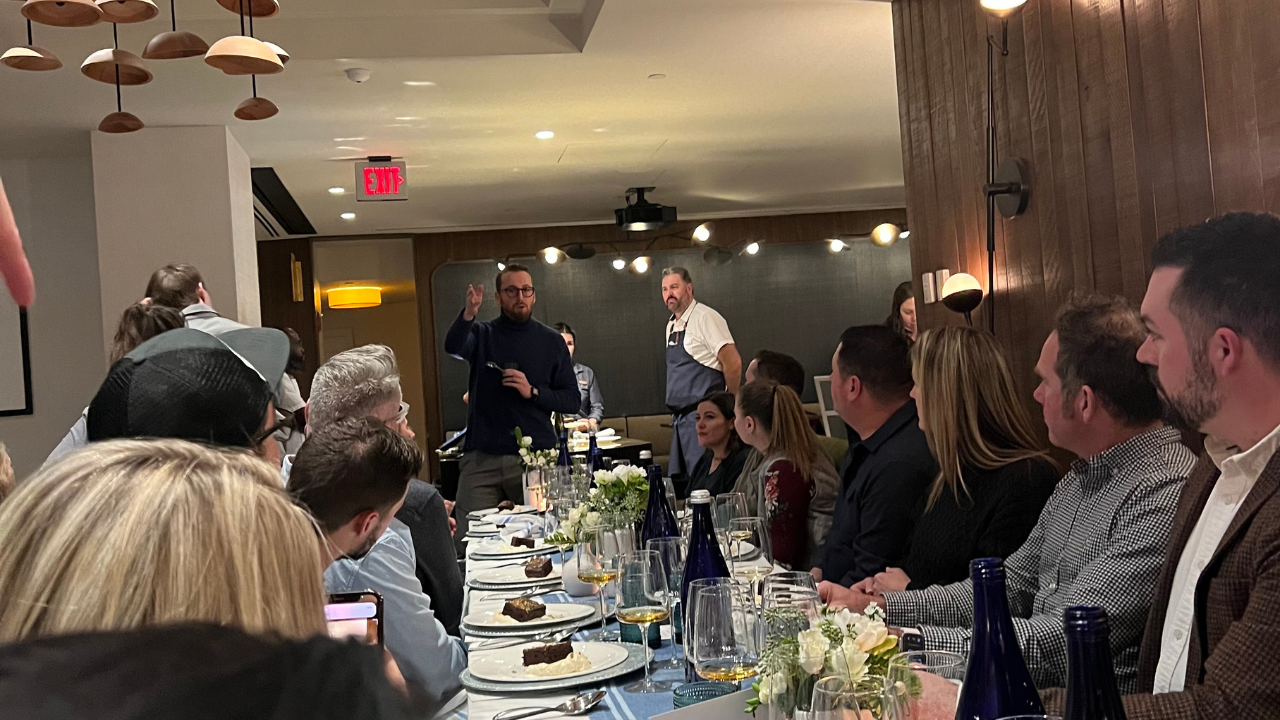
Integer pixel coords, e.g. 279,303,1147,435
593,127,608,133
340,212,356,220
535,130,555,140
385,123,412,128
395,116,421,121
328,187,345,195
403,80,436,87
335,146,364,151
334,137,364,142
648,73,666,80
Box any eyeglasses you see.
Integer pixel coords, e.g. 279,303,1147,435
392,402,409,425
501,286,535,299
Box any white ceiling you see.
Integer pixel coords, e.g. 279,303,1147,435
0,0,903,235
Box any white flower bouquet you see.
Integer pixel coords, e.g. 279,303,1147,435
747,604,915,719
513,427,558,469
544,464,649,547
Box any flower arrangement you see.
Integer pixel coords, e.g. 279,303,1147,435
746,603,916,719
514,427,558,469
544,464,649,546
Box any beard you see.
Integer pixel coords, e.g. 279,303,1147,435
343,529,381,562
1153,353,1222,432
503,303,532,322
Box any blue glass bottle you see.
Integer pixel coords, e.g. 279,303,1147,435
1063,606,1127,720
587,431,607,479
680,488,731,682
556,431,572,469
641,465,680,543
955,558,1046,720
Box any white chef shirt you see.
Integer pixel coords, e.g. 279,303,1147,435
1152,422,1280,693
665,299,735,371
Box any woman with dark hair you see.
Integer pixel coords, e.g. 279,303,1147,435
734,381,839,570
886,281,917,342
553,322,604,428
685,391,749,498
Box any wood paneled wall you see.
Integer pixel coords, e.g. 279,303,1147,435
257,237,320,395
893,0,1280,390
412,208,905,470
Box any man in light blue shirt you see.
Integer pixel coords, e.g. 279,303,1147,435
288,418,467,705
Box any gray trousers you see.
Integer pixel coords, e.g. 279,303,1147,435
454,451,524,556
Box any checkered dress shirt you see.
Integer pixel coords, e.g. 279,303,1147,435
883,426,1196,693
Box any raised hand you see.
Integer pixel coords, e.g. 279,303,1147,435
464,284,484,320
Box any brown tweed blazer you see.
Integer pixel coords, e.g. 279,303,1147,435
1119,449,1280,719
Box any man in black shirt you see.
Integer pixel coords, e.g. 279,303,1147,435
810,325,937,587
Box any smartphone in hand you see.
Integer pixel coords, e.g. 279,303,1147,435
325,591,384,646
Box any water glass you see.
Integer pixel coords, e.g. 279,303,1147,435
684,577,736,671
883,650,966,720
646,536,686,668
616,550,675,693
713,492,748,534
810,676,863,720
689,583,763,683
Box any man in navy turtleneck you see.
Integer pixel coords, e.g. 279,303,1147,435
445,264,579,548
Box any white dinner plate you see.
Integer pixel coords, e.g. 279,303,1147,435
467,641,628,683
471,538,555,560
467,521,500,537
462,602,594,629
732,541,757,559
474,564,562,586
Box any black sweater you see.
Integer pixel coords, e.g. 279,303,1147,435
898,456,1058,589
444,311,579,455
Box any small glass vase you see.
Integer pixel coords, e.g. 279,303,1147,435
523,467,547,511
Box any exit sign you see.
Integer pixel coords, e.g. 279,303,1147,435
355,160,408,202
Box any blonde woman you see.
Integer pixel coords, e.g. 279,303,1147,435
868,326,1057,592
0,439,326,643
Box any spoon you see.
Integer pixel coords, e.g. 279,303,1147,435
492,689,607,720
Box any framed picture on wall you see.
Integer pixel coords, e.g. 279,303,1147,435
0,287,33,416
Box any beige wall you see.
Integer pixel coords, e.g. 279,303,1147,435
319,299,428,450
0,143,106,478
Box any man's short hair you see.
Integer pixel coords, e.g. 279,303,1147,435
1054,292,1161,426
1151,212,1280,369
145,264,204,309
753,350,806,397
495,263,532,290
836,325,912,401
287,417,422,533
661,267,692,284
308,345,401,430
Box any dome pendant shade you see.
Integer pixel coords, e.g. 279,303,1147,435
22,0,104,27
214,0,278,17
234,96,278,120
97,0,158,23
263,41,288,64
1,45,62,71
98,110,143,133
142,30,208,59
204,36,283,75
81,48,152,85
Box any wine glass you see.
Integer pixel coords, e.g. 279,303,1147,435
684,576,735,672
810,676,862,720
616,550,676,693
713,493,748,533
690,583,763,683
546,491,578,569
646,536,686,669
729,516,772,600
884,650,966,720
576,514,620,640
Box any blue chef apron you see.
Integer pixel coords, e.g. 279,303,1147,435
666,326,726,477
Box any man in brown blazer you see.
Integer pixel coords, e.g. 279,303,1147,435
1120,212,1280,718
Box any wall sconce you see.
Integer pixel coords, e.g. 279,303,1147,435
870,223,902,247
541,247,563,265
980,0,1031,334
630,256,651,274
692,222,713,242
941,273,983,325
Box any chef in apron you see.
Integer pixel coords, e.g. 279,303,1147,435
661,267,741,477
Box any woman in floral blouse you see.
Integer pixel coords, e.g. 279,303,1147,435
733,381,837,569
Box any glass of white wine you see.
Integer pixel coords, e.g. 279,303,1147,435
576,515,619,639
616,550,676,693
691,583,763,683
729,516,772,603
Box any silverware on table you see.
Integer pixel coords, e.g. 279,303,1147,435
472,627,574,651
490,689,607,720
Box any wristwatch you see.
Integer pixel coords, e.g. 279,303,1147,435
530,386,540,401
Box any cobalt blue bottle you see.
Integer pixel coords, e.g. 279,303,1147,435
1063,606,1127,720
641,465,680,544
955,557,1046,720
556,430,572,469
587,431,607,478
679,489,731,683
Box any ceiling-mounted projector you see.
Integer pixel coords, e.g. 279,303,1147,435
615,187,676,231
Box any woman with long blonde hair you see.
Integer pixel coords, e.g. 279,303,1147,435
869,325,1057,591
0,439,327,643
734,381,839,570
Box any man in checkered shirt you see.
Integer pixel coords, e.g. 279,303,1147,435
819,293,1196,693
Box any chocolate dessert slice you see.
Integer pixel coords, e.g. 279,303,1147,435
524,556,552,578
497,500,516,511
501,597,547,623
523,641,573,667
510,536,536,549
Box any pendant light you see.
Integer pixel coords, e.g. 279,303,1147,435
231,8,278,120
214,0,277,18
205,0,281,75
96,0,158,23
21,0,103,27
2,19,62,71
81,48,152,84
263,40,287,65
94,24,143,133
143,0,208,60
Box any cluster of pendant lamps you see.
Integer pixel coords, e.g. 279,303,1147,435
1,0,289,133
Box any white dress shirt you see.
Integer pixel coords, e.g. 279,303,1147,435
665,299,735,370
1152,422,1280,693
